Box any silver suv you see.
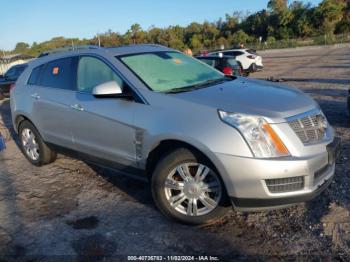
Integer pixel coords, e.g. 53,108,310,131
11,45,340,224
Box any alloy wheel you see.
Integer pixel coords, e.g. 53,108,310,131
164,163,222,216
21,128,40,161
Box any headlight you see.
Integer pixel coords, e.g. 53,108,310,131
218,110,290,158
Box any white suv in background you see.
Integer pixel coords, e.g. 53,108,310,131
209,49,263,75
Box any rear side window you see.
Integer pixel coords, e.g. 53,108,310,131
28,65,44,85
247,49,257,55
77,56,125,93
40,57,77,90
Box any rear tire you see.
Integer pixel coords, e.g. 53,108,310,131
238,62,249,77
251,63,257,73
151,148,230,225
18,120,57,166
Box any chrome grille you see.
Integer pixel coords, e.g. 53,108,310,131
265,176,304,193
288,113,327,145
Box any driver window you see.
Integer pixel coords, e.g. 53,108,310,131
77,56,124,93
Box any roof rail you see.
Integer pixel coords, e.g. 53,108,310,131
106,43,165,49
38,45,101,58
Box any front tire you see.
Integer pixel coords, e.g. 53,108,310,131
151,148,230,225
18,120,57,166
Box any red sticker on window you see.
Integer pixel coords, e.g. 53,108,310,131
53,67,59,75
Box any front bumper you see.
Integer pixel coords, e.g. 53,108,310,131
256,65,263,71
231,177,332,210
215,137,340,211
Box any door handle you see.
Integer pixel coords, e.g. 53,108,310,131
71,104,84,111
30,93,40,99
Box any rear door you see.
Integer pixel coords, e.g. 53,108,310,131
32,57,78,149
69,55,137,168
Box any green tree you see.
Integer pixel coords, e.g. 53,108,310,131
266,0,294,39
124,24,147,44
167,26,186,50
189,34,203,51
268,0,288,13
14,42,29,53
315,0,346,36
335,0,350,34
232,30,251,45
290,1,315,37
241,10,269,39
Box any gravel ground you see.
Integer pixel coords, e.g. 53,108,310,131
0,45,350,261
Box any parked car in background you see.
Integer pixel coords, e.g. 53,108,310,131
11,44,339,225
0,64,27,98
195,55,243,77
209,49,263,74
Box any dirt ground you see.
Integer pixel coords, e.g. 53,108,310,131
0,45,350,261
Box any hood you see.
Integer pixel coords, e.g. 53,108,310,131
174,78,319,123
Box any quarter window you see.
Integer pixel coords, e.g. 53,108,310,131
40,57,77,90
77,56,124,93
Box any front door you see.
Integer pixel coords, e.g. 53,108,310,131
70,56,137,168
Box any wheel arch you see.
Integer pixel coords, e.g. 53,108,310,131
145,139,230,195
14,112,40,132
15,114,31,133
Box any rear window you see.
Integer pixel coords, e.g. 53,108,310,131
197,58,216,67
28,65,44,85
15,65,27,76
40,57,77,90
4,67,16,78
227,58,239,67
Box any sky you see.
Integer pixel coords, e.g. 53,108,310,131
0,0,322,50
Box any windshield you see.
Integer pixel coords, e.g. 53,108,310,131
119,52,226,92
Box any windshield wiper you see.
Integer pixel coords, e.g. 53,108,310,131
166,77,231,94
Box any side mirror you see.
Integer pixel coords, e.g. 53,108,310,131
92,81,132,99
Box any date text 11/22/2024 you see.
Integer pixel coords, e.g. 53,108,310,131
127,256,220,261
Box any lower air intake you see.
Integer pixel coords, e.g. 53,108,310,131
265,176,304,193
